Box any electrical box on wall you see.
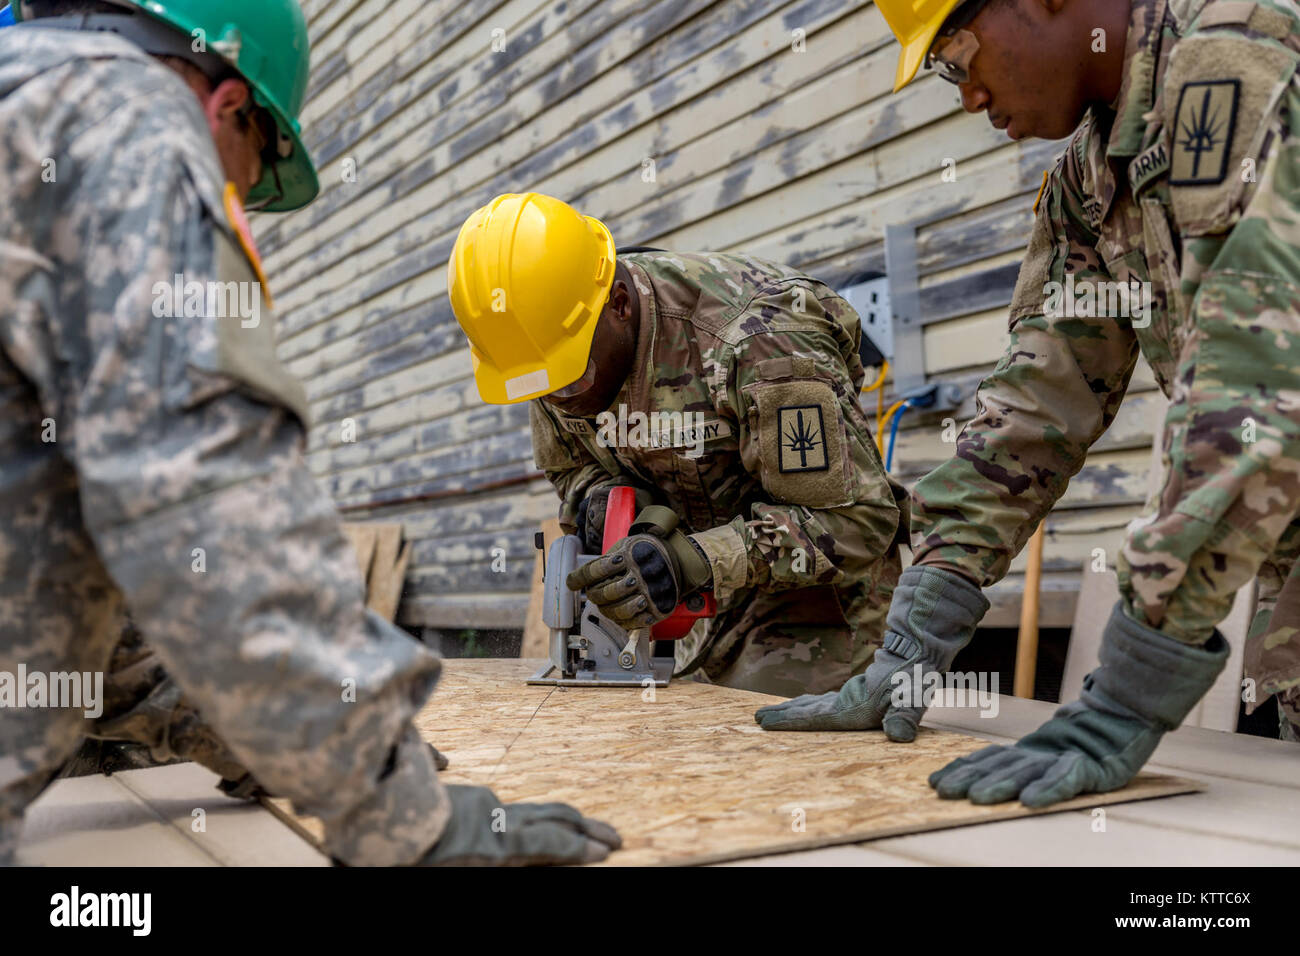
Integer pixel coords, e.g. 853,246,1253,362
838,256,966,416
838,273,893,370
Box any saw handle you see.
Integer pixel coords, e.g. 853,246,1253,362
602,486,715,640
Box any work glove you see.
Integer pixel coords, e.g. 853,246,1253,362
418,784,622,866
754,565,988,741
576,483,654,554
929,602,1228,808
566,506,712,630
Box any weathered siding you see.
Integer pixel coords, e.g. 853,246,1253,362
260,0,1161,632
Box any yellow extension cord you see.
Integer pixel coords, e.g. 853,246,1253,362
861,362,916,461
876,399,909,457
860,360,891,454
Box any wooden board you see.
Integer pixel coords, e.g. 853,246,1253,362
266,659,1201,866
340,523,377,582
340,522,412,623
520,518,563,658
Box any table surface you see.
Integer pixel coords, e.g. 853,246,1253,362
17,659,1300,866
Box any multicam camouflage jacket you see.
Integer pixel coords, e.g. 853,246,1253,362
911,0,1300,701
530,252,906,609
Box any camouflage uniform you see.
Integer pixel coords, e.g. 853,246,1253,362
531,252,906,697
59,622,260,794
0,28,448,863
909,0,1300,737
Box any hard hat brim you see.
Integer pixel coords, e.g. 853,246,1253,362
893,35,935,92
247,98,320,211
890,0,966,92
472,313,602,406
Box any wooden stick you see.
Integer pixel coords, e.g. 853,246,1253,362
1014,523,1046,699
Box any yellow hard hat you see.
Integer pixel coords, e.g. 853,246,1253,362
878,0,965,92
448,193,617,405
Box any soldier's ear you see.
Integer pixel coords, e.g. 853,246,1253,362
205,78,252,127
608,276,633,323
614,262,643,322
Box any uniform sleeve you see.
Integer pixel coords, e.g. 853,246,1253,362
529,399,626,532
689,289,902,606
909,136,1140,587
3,73,448,866
1121,34,1300,642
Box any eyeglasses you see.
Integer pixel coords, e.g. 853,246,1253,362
545,357,599,402
925,0,989,85
927,29,980,84
237,101,290,166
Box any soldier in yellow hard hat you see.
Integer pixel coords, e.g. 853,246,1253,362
450,193,908,697
449,193,618,406
759,0,1300,811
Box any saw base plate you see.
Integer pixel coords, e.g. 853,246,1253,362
526,658,674,687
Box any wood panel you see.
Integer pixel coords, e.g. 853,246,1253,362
265,659,1199,866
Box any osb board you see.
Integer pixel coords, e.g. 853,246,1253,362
267,659,1201,866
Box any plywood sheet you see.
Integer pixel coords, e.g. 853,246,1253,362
267,659,1200,866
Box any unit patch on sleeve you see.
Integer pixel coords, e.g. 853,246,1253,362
777,405,828,473
1169,80,1240,186
744,376,852,507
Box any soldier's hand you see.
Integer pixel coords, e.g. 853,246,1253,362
929,603,1228,807
567,507,711,630
419,785,621,866
755,565,988,740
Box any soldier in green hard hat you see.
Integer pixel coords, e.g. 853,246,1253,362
0,0,620,866
13,0,319,210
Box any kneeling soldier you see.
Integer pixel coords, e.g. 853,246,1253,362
448,193,907,697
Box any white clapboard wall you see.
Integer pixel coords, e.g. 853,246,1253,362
255,0,1161,632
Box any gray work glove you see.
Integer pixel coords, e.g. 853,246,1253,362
754,565,989,741
930,602,1228,807
567,506,712,630
419,785,622,866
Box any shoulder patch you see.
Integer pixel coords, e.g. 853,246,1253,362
776,405,828,474
1169,80,1240,185
1163,32,1299,232
742,377,852,507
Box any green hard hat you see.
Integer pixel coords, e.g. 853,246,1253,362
16,0,320,211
